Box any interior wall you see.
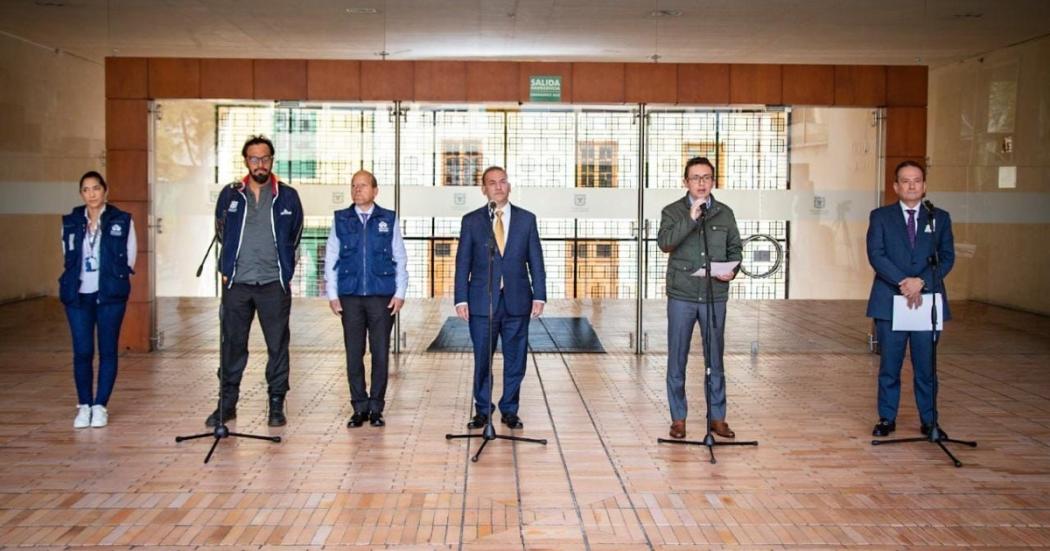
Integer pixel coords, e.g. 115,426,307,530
0,34,104,302
788,107,880,299
928,34,1050,314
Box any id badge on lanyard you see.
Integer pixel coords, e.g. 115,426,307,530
84,226,100,273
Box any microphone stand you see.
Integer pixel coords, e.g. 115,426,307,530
872,203,976,467
447,203,547,462
659,201,757,463
175,233,281,463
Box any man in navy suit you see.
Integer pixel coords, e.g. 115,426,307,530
454,166,546,430
866,160,955,438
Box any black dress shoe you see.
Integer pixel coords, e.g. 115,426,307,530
467,414,489,429
921,424,948,439
872,419,896,437
369,412,385,427
205,408,236,428
347,412,367,428
501,414,523,429
268,396,287,427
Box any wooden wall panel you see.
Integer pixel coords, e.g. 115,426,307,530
105,100,149,151
625,63,677,104
200,59,254,99
106,150,149,202
834,65,887,106
119,301,151,352
466,62,518,102
414,61,467,102
148,58,199,98
677,64,730,104
519,62,573,103
885,107,927,158
886,65,928,107
730,64,783,104
127,252,151,303
105,57,148,99
572,63,625,103
360,61,414,101
307,60,361,100
782,64,834,105
254,59,307,100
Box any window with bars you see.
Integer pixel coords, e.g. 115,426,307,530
215,105,790,300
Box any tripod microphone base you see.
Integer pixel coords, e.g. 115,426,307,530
871,427,977,468
447,426,547,463
176,424,282,464
658,433,758,464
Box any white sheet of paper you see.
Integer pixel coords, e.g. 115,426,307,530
691,261,740,278
892,293,944,331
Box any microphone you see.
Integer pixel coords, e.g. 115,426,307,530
698,201,708,220
922,199,936,233
488,201,497,220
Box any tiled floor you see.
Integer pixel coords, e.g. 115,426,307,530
0,297,1048,549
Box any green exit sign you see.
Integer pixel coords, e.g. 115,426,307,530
529,75,562,102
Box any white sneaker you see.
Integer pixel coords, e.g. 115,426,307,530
74,404,91,429
90,405,108,428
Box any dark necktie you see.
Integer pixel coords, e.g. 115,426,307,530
360,212,369,225
906,209,916,248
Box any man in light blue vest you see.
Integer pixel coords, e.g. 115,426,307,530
324,170,408,428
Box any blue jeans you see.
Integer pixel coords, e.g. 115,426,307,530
64,293,127,406
666,298,728,422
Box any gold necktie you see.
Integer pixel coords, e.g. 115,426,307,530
494,210,506,255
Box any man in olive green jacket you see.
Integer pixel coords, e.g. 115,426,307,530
657,157,742,440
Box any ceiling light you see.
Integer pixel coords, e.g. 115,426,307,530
648,9,681,18
346,7,378,15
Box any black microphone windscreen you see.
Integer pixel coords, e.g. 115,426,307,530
923,199,935,212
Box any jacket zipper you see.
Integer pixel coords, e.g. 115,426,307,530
271,184,285,292
228,188,248,288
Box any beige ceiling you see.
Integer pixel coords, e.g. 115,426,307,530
2,0,1048,66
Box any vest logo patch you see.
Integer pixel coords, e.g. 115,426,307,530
280,208,292,216
378,221,390,233
110,224,123,237
228,201,239,213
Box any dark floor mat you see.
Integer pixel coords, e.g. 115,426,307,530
426,316,605,353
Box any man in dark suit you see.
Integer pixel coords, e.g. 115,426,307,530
866,160,955,438
454,166,546,430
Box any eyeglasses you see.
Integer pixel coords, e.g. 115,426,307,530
686,174,714,183
246,155,273,165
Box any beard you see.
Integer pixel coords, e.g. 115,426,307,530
251,170,270,184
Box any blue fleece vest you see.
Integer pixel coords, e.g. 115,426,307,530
59,205,133,305
334,205,397,297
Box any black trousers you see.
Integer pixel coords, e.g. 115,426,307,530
340,295,395,414
220,282,291,408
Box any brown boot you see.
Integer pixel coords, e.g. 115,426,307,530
710,420,735,438
669,420,686,439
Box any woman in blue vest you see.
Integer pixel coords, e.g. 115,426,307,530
59,171,136,429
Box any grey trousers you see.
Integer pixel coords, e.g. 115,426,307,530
666,297,728,422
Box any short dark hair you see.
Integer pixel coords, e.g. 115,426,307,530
79,170,107,192
683,156,716,180
481,166,506,185
241,135,275,157
894,160,926,181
